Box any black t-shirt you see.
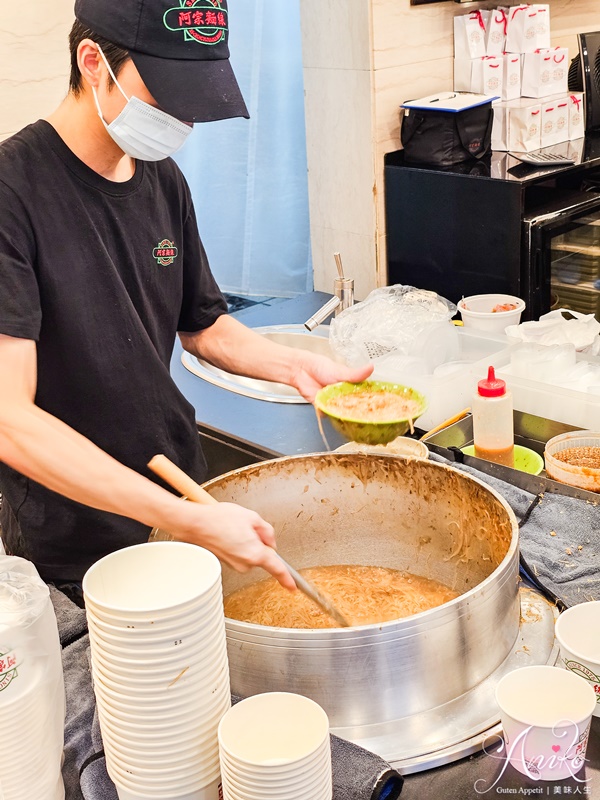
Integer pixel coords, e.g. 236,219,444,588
0,120,228,581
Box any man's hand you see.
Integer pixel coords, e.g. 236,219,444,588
288,352,373,403
182,315,374,404
172,501,297,591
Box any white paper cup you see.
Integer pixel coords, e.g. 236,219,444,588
99,722,222,765
85,588,222,629
95,696,229,739
108,753,220,793
86,594,222,631
106,730,221,767
106,734,217,767
220,751,331,789
114,778,222,800
91,648,228,689
90,635,227,668
108,753,220,782
221,774,331,800
85,582,223,630
94,676,230,719
86,601,224,643
92,657,229,703
89,640,227,674
96,692,230,739
222,783,331,800
95,685,229,725
458,294,525,333
83,542,221,617
90,620,227,671
98,694,231,736
94,681,230,722
219,736,330,777
218,693,329,769
496,665,596,780
555,601,600,718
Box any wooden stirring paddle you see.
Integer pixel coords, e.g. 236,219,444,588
147,454,351,628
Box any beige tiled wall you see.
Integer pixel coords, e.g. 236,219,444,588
0,2,74,141
300,0,377,302
300,0,600,296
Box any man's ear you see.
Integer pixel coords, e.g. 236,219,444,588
78,40,103,90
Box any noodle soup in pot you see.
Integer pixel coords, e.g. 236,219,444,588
224,565,459,628
204,453,519,729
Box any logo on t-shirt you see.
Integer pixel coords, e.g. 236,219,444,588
153,240,179,267
163,1,228,46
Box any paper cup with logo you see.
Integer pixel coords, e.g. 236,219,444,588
495,665,596,781
555,601,600,718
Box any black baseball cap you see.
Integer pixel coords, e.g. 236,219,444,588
74,0,249,123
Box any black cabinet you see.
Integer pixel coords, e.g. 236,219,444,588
385,139,600,321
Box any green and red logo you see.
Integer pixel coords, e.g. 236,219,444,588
153,239,179,267
0,647,18,692
163,1,228,45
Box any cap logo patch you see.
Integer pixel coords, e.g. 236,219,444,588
163,0,228,45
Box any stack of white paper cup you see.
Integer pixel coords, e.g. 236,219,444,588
83,542,231,800
218,692,332,800
0,557,65,800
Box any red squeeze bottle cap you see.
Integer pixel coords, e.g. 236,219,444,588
478,366,506,398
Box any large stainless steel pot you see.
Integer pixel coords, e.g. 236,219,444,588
204,453,519,729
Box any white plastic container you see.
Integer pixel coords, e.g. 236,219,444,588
459,294,526,332
496,347,600,429
381,327,511,431
472,366,515,467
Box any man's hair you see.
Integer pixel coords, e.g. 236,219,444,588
68,20,130,95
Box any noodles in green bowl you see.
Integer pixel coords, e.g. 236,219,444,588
314,380,428,445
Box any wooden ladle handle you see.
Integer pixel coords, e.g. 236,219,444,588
148,454,218,505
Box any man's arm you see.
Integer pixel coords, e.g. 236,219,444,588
179,315,373,403
0,334,294,587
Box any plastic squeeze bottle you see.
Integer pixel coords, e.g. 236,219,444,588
472,366,514,468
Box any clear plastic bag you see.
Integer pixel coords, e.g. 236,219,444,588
329,285,458,377
505,309,600,356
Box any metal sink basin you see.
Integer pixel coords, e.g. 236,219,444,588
181,325,335,403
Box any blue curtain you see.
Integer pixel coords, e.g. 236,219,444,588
174,0,313,298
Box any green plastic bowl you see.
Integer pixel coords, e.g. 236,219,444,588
462,444,544,475
314,380,428,446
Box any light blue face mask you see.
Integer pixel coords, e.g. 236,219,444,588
92,45,192,162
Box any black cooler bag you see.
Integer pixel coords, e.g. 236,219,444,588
401,95,493,167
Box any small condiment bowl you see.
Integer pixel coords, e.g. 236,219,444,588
314,380,427,445
461,444,544,475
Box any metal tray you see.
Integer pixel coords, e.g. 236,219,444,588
422,410,599,502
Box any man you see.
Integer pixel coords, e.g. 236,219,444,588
0,0,371,594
